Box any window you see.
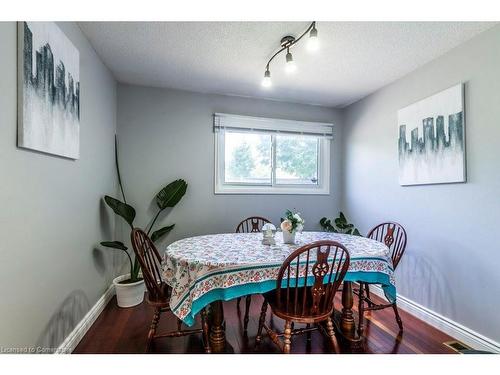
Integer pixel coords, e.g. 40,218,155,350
214,113,332,194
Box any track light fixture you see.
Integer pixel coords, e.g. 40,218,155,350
261,22,318,88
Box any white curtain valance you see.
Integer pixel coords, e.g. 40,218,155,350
213,113,334,139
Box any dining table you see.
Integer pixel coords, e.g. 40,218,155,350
162,231,396,352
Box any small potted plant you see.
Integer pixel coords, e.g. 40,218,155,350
319,212,362,236
280,210,305,244
100,136,187,308
101,239,145,308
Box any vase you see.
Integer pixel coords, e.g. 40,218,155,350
282,230,296,244
113,274,145,308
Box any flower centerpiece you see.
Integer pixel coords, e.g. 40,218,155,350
280,210,305,244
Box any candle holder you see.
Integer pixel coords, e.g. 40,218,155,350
261,223,277,245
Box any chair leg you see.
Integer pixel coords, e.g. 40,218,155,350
358,282,365,337
177,318,183,332
392,303,403,331
365,283,373,307
254,300,268,348
283,320,292,354
326,317,339,353
200,308,211,353
306,323,311,343
146,307,161,353
243,295,252,331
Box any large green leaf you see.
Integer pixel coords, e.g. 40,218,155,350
100,241,128,251
151,224,175,242
156,179,188,210
319,217,337,233
335,216,347,226
104,195,136,228
101,241,135,279
336,222,348,230
114,135,127,204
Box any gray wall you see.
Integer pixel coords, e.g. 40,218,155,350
0,22,117,350
117,84,343,245
343,25,500,342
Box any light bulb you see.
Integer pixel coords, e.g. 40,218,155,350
261,69,272,88
262,76,272,88
285,50,296,74
307,36,319,52
307,25,319,52
285,61,297,74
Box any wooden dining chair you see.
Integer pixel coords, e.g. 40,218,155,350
254,240,350,353
235,216,271,332
130,228,211,353
356,222,407,336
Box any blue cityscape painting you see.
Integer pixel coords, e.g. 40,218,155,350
398,84,466,186
18,22,80,159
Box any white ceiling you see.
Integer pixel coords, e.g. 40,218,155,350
78,22,495,108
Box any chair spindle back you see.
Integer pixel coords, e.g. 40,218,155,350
130,228,165,300
236,216,271,233
367,222,407,269
276,241,350,317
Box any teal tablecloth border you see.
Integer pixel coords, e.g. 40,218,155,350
180,271,395,326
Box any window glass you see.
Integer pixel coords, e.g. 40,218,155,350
224,132,272,184
275,135,319,185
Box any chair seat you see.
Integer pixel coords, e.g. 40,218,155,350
145,282,171,307
263,288,333,324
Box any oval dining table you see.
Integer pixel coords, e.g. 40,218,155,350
162,231,396,353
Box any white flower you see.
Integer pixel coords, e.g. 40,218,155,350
292,213,304,225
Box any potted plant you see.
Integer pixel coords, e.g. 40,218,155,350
100,136,187,308
319,212,362,236
280,210,305,244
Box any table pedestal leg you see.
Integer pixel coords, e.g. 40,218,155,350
209,301,228,353
332,281,364,352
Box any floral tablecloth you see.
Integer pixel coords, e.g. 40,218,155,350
162,231,396,326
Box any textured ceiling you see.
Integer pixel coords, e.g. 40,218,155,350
78,22,495,107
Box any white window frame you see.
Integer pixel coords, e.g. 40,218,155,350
214,113,332,195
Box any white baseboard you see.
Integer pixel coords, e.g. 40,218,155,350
55,284,115,354
369,285,500,353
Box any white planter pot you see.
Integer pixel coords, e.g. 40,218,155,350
282,230,296,244
113,274,145,308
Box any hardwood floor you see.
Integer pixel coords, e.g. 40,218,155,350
74,292,456,354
